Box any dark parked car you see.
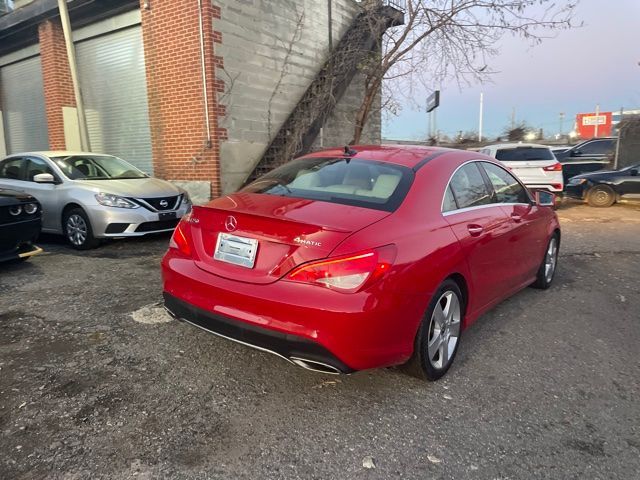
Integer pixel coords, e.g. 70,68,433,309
0,188,43,263
565,163,640,207
555,137,617,184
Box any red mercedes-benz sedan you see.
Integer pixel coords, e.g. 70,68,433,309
162,146,560,380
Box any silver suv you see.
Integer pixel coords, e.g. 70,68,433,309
0,152,191,249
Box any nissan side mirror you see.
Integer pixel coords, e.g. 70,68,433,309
570,149,580,157
630,169,638,177
534,190,556,208
33,173,56,184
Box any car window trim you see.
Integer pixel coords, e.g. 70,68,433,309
442,202,530,217
441,159,533,214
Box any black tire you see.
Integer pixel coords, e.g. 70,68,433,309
63,207,100,250
402,279,464,381
531,233,559,290
587,185,615,208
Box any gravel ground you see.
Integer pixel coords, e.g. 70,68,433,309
1,202,639,480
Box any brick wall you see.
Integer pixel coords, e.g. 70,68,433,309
38,19,75,150
140,0,224,200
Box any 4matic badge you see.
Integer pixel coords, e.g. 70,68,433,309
294,237,322,247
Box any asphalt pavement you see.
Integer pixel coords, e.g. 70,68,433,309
1,201,639,479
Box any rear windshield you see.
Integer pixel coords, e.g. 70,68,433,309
241,157,413,212
495,147,554,161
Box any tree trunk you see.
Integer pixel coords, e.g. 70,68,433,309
351,76,382,145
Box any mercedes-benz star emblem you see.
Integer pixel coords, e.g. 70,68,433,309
225,215,238,232
159,200,169,208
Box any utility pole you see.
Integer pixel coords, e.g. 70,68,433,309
559,112,565,138
433,108,437,144
511,107,516,130
478,92,484,142
57,0,90,151
594,104,600,138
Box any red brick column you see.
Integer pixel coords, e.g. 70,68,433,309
140,0,225,198
38,19,76,150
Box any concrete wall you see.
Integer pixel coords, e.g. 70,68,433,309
215,0,381,193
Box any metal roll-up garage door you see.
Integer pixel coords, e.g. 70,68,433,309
75,26,153,174
0,56,49,154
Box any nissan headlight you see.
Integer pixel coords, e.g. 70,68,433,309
569,178,587,186
95,193,139,209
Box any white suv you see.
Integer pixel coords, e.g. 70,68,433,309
479,143,564,193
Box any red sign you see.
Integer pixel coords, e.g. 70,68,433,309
576,112,612,139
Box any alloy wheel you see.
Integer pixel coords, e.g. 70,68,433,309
544,237,558,283
427,291,461,370
67,214,88,246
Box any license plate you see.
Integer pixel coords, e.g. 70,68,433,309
214,233,258,268
159,211,177,221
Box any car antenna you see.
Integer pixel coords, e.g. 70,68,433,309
344,145,357,157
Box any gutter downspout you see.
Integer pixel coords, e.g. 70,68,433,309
57,0,91,151
197,0,212,148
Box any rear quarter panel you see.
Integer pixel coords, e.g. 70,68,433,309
329,155,475,349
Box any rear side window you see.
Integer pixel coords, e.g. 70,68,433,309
496,147,554,161
442,185,457,212
448,163,492,209
481,162,530,204
242,157,413,212
0,158,25,180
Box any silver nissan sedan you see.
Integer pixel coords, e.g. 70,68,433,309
0,152,191,249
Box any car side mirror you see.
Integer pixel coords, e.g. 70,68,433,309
570,149,580,157
534,190,556,207
630,169,638,177
33,173,56,184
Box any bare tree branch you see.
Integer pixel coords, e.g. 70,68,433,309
350,0,580,144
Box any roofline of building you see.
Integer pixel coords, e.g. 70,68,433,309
0,0,138,57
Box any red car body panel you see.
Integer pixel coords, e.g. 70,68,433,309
161,146,560,373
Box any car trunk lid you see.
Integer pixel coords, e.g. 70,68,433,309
503,160,560,185
189,192,389,284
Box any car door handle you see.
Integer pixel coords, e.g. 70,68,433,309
511,213,522,223
467,224,484,236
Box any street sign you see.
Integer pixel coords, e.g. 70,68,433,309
426,90,440,113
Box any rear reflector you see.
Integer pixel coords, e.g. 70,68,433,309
543,162,563,171
285,245,396,293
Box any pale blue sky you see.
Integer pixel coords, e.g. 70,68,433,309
383,0,640,140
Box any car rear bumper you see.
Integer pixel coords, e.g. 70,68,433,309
161,254,422,372
85,202,191,238
0,242,43,263
164,292,353,374
523,183,564,193
0,217,42,262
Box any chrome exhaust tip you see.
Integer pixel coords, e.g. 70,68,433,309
289,357,342,375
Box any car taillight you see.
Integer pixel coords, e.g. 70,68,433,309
169,217,192,257
285,245,396,293
543,162,563,171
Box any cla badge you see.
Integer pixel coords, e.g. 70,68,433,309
159,199,169,208
225,215,238,232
